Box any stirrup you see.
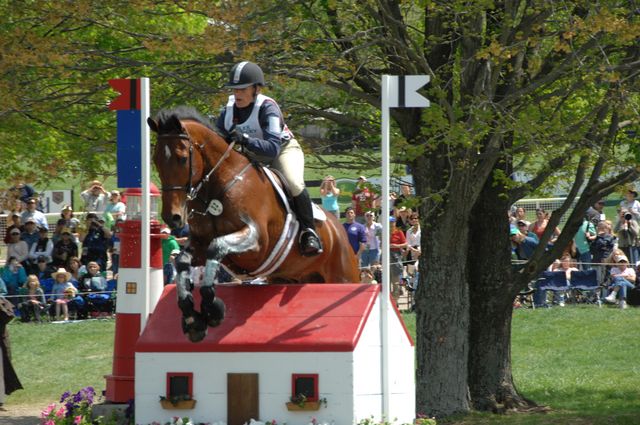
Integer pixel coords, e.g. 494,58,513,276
299,228,323,256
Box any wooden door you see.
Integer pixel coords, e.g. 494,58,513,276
227,373,259,425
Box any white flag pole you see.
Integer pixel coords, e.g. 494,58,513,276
380,74,392,419
140,77,151,330
380,74,429,420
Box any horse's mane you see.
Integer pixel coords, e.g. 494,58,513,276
154,105,223,137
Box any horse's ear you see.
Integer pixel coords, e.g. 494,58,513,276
168,115,183,133
147,117,159,134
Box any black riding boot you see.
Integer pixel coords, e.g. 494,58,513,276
292,189,323,256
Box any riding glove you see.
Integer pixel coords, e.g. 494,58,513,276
229,129,250,146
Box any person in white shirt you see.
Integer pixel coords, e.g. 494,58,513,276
103,189,126,228
5,229,28,264
405,213,421,264
361,211,382,268
619,189,640,221
604,252,636,309
80,180,109,212
20,197,48,231
28,226,54,271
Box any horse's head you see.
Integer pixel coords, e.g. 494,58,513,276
148,107,220,229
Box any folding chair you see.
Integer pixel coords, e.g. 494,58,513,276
569,269,602,307
40,278,55,299
87,279,117,317
534,270,570,307
39,278,55,321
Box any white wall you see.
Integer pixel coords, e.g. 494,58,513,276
353,297,415,424
136,294,415,425
136,352,353,425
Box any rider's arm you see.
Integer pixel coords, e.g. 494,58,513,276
215,111,231,138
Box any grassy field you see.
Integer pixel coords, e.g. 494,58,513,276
4,305,640,424
6,319,115,407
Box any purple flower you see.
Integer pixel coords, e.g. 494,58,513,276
125,398,134,418
60,391,71,403
81,387,95,405
65,401,76,417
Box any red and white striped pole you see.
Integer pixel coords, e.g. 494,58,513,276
105,77,164,402
104,186,163,403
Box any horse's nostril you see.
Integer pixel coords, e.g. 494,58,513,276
171,214,182,227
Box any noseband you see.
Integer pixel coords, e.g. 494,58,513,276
157,132,237,202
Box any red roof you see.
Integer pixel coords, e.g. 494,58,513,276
136,283,410,352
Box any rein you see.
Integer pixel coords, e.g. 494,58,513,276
157,132,237,202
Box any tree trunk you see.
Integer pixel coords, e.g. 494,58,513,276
414,164,473,417
467,175,537,412
415,220,471,417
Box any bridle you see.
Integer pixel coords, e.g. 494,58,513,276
157,131,237,202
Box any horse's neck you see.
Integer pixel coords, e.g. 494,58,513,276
200,129,248,177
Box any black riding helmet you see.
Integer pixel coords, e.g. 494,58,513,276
224,61,265,89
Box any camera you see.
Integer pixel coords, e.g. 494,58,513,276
625,212,633,221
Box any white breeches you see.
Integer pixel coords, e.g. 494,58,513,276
272,138,305,196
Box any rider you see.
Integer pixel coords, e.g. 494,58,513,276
215,61,323,256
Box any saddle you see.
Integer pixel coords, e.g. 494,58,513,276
232,166,325,279
262,166,326,221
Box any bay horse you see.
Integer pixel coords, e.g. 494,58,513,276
148,106,359,342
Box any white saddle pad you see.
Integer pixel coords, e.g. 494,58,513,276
312,203,327,221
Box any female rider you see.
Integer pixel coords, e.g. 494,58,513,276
215,61,322,256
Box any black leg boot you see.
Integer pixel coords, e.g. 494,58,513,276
292,189,323,256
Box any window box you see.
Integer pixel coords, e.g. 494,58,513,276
285,400,322,411
160,399,197,410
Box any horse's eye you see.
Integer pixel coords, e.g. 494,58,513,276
177,156,188,165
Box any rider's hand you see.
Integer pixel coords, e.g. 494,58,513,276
229,129,249,146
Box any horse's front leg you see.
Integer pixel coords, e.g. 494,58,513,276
200,217,259,328
175,250,207,343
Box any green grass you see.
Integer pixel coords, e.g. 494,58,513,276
5,307,640,424
404,307,640,424
507,306,640,424
6,319,114,408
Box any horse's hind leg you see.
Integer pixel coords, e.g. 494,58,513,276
175,250,207,342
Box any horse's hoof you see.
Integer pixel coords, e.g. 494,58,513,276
181,313,207,343
203,298,226,328
186,328,207,343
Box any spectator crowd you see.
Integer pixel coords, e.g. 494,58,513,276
330,176,420,300
0,181,126,322
4,176,635,321
510,188,640,309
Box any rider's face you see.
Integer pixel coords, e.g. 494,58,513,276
233,86,257,108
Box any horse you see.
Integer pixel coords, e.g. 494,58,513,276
148,106,360,342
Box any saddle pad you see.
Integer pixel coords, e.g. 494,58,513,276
312,203,327,221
